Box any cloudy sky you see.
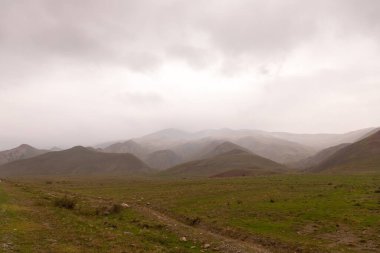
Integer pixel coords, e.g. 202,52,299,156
1,0,380,149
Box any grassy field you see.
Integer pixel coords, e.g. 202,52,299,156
1,174,379,252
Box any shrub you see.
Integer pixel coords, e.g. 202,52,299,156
185,216,201,226
95,203,123,216
54,196,77,209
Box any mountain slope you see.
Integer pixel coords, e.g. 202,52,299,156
200,141,249,159
145,150,183,170
234,136,314,164
271,128,377,150
103,140,150,158
0,146,152,177
160,149,287,178
310,130,380,173
0,144,48,165
291,143,350,169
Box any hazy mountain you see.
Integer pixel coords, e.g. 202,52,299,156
103,140,150,159
0,146,152,177
160,149,286,178
309,130,380,173
234,136,315,164
200,141,249,159
291,143,350,169
135,128,193,148
168,138,222,162
0,144,48,165
192,128,268,140
50,146,62,151
271,128,377,150
98,127,376,165
145,150,183,170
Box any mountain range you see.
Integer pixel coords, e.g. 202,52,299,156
0,146,151,177
0,144,48,166
0,127,379,178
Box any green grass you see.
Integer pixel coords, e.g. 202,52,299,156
0,182,202,252
1,174,379,252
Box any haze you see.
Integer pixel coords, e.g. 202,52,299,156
1,0,380,150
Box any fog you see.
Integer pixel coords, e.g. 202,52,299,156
1,0,380,149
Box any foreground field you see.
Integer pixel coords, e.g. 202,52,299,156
1,174,379,252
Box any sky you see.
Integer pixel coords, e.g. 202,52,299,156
1,0,380,149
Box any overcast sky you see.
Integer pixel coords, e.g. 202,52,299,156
1,0,380,149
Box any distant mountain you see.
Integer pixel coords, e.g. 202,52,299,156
200,141,249,159
234,136,314,164
145,150,183,170
309,130,380,173
135,128,192,149
160,149,286,178
50,146,63,151
0,144,48,165
291,143,350,169
0,146,152,177
164,138,219,162
271,128,377,150
99,127,377,165
103,140,150,159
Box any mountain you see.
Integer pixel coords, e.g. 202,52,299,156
135,128,192,148
160,149,286,178
0,144,48,165
99,127,376,165
200,141,249,159
271,128,377,150
103,140,150,159
291,143,350,169
145,150,183,170
0,146,152,177
310,130,380,173
234,136,315,164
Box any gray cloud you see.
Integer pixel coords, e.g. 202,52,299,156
1,0,380,149
1,0,380,76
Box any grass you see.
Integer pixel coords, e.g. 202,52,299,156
1,174,379,252
0,181,202,252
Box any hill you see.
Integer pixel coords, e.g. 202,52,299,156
145,150,183,170
103,140,150,159
234,136,314,163
0,146,152,177
160,149,286,178
310,130,380,173
291,143,350,169
0,144,48,165
271,128,377,150
200,141,249,159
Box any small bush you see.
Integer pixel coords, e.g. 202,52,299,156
185,216,201,226
95,203,123,216
110,203,122,214
54,196,77,209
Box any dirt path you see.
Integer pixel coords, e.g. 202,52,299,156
134,205,271,253
34,184,273,253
